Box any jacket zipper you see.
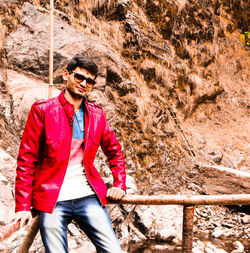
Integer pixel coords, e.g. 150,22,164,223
83,102,103,206
52,109,74,212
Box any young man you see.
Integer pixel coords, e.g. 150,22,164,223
13,54,126,252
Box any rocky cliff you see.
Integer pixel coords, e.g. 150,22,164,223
0,0,249,252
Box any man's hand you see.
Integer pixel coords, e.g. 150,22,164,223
106,187,125,200
11,211,33,230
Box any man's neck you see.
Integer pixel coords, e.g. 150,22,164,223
64,90,83,111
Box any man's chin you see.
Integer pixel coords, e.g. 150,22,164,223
69,90,86,99
75,92,86,98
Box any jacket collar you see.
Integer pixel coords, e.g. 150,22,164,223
58,90,88,124
58,90,74,125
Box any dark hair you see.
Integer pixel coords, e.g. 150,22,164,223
66,54,98,77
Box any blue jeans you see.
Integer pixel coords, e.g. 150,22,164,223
38,195,122,253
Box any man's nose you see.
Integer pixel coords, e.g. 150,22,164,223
80,79,87,86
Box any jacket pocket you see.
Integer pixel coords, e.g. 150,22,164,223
43,139,63,166
45,139,62,154
89,134,100,146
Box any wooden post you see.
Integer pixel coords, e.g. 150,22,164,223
48,0,54,99
17,216,40,253
182,205,195,253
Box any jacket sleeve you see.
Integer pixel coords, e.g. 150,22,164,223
15,103,45,212
100,111,126,192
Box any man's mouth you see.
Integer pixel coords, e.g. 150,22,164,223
77,86,86,92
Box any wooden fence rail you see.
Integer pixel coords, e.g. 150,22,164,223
1,194,250,253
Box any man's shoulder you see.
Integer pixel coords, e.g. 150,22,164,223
33,96,59,110
87,101,103,114
34,99,47,105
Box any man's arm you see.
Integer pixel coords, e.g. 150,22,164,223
100,111,126,200
13,102,45,226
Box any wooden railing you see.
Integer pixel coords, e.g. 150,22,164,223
1,194,250,253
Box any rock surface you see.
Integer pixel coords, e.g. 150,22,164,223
196,164,250,195
0,0,249,252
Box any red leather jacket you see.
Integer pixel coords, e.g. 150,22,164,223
15,90,126,213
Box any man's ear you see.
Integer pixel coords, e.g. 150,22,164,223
62,70,68,81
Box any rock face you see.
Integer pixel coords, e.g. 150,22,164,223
0,149,16,225
0,0,249,252
197,165,250,195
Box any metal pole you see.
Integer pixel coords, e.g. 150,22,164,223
182,205,194,253
48,0,54,99
17,216,40,253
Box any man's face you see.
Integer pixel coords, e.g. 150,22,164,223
63,67,95,99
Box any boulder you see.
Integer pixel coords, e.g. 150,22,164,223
5,2,135,91
6,69,60,131
0,148,16,224
134,204,183,243
197,164,250,194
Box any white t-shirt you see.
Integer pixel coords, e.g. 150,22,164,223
57,108,94,202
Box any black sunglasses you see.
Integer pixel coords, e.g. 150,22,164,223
69,71,96,87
